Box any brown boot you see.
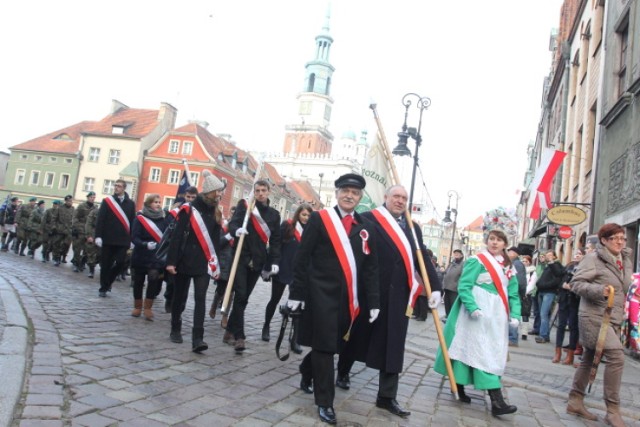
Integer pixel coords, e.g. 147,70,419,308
131,299,143,317
561,349,575,365
143,299,154,321
552,347,562,363
209,292,221,319
566,391,598,421
604,403,627,427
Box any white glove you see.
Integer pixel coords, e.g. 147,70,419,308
428,291,442,309
287,300,302,311
369,308,380,323
147,241,157,250
130,242,135,250
509,318,520,328
235,227,248,237
95,237,103,248
470,310,484,320
224,233,233,241
270,265,279,276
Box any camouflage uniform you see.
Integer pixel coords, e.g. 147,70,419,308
27,204,45,258
15,201,35,255
52,202,74,265
84,207,100,277
71,200,96,271
41,204,59,262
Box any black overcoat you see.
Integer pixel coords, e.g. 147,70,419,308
290,207,380,354
95,192,136,247
131,213,168,270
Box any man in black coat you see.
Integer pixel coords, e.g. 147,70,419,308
226,179,281,353
95,179,136,297
288,173,380,425
337,185,442,418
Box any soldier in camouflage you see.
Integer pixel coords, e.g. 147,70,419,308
71,191,97,272
27,200,46,259
52,195,75,266
41,201,60,263
15,197,37,256
84,205,100,278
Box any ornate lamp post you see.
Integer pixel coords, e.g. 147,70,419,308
318,172,324,206
443,190,460,266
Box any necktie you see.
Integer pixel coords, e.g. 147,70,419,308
341,214,354,235
616,260,623,271
397,215,407,230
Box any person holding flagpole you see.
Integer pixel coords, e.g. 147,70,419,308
130,194,167,321
288,173,380,425
433,214,520,417
94,179,136,297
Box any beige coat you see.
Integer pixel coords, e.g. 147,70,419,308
570,246,632,350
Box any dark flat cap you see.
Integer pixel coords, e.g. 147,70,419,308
37,200,45,205
507,246,520,255
10,196,18,201
64,195,73,201
334,173,366,189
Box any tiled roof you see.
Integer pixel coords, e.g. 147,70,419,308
263,162,285,187
465,215,484,231
10,121,97,154
86,108,160,138
289,180,322,209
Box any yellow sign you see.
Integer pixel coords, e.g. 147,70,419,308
547,206,587,226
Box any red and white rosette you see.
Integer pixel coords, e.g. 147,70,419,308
360,229,370,255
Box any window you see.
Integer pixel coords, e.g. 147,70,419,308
50,157,57,163
88,147,100,162
44,172,55,187
168,169,180,184
189,172,199,187
20,154,27,160
112,125,125,134
35,155,42,162
14,169,26,185
83,177,95,192
617,17,629,96
108,149,120,165
103,179,115,194
182,141,193,155
30,170,40,186
65,158,73,164
60,174,70,189
149,167,161,182
163,197,175,210
168,140,179,153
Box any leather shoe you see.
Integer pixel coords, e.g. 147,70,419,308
335,375,350,390
290,340,303,354
376,397,411,417
318,406,336,424
261,324,270,342
300,377,313,394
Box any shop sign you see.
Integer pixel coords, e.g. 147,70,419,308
557,226,573,239
547,206,587,226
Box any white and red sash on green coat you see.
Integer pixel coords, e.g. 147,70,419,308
182,205,220,279
371,207,420,316
244,200,271,244
104,195,130,234
476,251,510,318
319,208,359,340
136,215,163,243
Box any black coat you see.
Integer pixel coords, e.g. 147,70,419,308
346,211,441,373
536,261,565,293
166,197,221,277
228,199,281,272
274,220,303,285
131,213,168,270
290,208,380,353
217,225,234,282
95,193,136,247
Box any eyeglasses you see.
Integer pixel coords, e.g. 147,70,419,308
114,184,124,188
607,236,627,242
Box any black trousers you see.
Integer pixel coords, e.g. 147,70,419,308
171,273,209,330
226,265,261,339
444,290,458,316
301,350,335,407
265,278,287,326
99,245,128,293
337,350,399,399
132,269,162,300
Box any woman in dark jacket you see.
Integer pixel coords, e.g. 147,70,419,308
130,194,167,321
552,249,584,364
261,204,312,353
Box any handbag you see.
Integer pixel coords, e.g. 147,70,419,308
155,208,191,264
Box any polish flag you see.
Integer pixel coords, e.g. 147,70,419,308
527,149,567,219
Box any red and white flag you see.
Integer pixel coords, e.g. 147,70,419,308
527,148,566,219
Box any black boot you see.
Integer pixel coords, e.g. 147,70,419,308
192,327,208,353
457,384,471,403
88,265,95,278
261,323,270,342
61,256,67,263
170,321,183,343
19,243,26,256
53,256,61,266
488,389,517,416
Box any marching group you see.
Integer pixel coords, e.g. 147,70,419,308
0,171,637,426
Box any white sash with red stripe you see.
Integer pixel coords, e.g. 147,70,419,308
319,208,359,339
137,215,163,243
476,251,510,318
250,206,271,244
184,205,220,279
104,196,130,234
168,207,180,219
372,207,420,315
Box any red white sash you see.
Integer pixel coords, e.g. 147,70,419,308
104,196,130,234
168,206,180,219
244,200,271,244
319,208,359,338
371,207,420,314
476,251,510,318
289,219,304,242
137,215,163,243
182,205,220,279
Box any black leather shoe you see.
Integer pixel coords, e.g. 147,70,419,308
335,375,350,390
261,324,270,342
318,406,336,424
300,377,313,394
290,340,303,354
376,397,411,417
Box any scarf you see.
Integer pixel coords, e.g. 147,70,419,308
142,206,164,220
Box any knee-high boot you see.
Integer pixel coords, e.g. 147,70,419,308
488,389,517,416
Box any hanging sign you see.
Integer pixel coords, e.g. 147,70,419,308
557,226,573,239
547,206,587,226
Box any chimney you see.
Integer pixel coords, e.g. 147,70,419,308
158,102,178,130
111,99,129,114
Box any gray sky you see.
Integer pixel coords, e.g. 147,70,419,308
0,0,563,225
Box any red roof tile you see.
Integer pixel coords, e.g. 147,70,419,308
10,121,97,154
86,108,160,138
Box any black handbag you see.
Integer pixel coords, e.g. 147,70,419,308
155,208,191,264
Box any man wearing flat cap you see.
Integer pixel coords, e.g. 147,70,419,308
15,197,37,256
71,192,97,272
288,172,380,425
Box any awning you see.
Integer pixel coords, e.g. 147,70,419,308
528,224,547,238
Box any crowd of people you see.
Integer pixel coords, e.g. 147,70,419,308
1,172,638,426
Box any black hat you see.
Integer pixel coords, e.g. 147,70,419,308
507,246,520,255
334,173,366,190
52,200,61,205
87,191,96,197
64,195,73,201
37,200,45,206
10,196,18,202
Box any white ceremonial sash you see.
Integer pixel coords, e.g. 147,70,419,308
104,196,130,233
188,206,220,279
251,205,271,244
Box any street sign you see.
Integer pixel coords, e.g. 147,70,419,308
547,206,587,226
558,225,573,239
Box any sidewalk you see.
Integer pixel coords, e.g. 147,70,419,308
0,252,639,426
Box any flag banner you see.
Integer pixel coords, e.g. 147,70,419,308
527,148,566,219
357,134,393,213
175,165,193,201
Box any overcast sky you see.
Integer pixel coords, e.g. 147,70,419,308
0,0,563,225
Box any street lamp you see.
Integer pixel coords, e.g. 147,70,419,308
391,93,431,212
443,190,460,266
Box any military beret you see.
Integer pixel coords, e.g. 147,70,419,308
87,191,96,197
52,200,61,205
10,196,18,202
29,197,37,202
334,173,366,190
64,195,73,201
37,200,45,206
